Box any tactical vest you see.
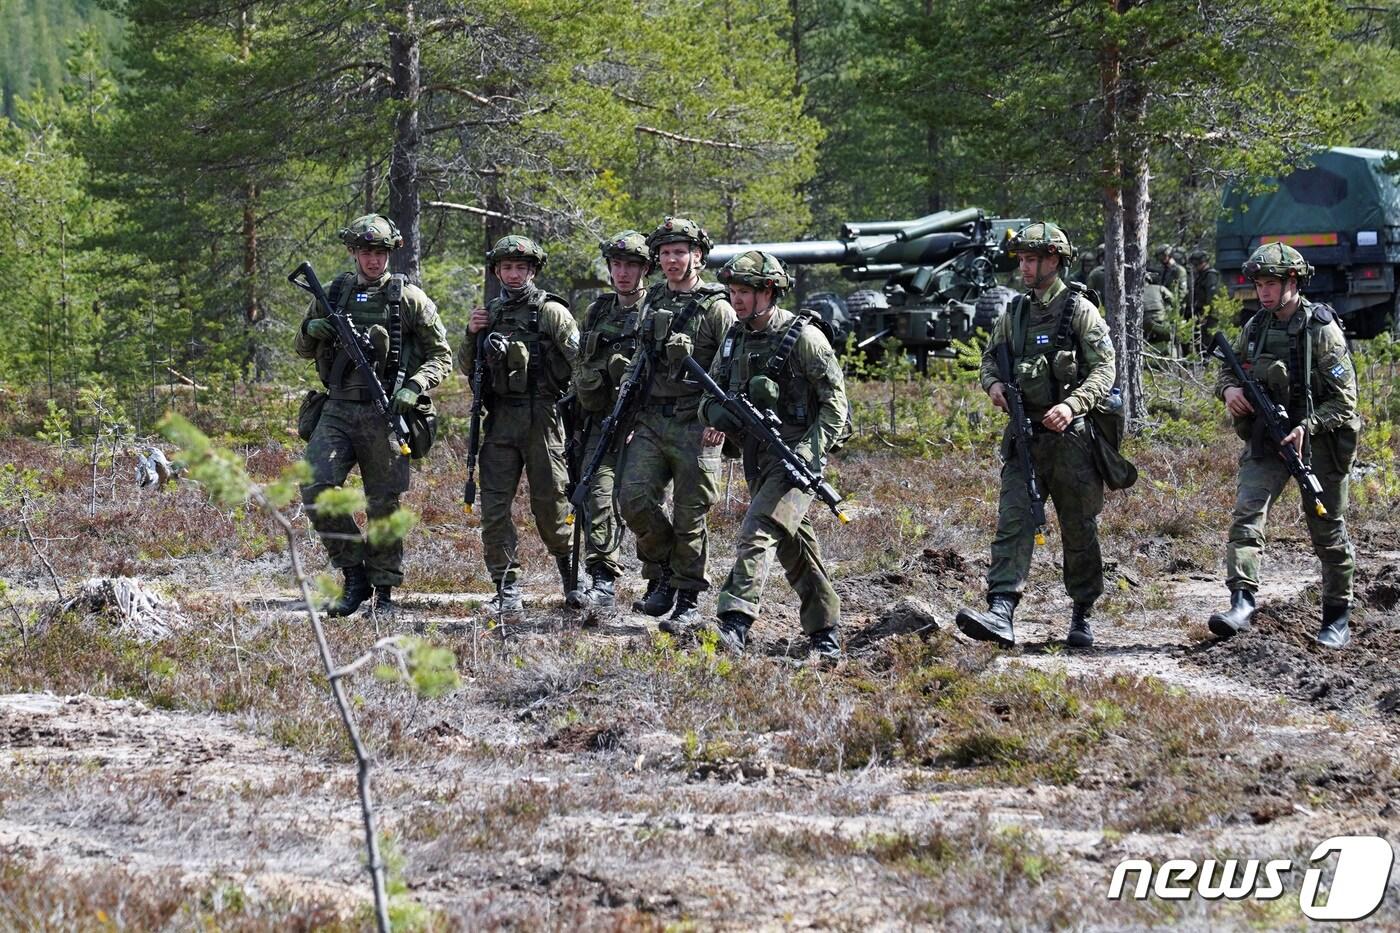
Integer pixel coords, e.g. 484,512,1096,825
577,293,643,411
641,282,727,401
1242,302,1337,425
320,272,405,400
482,288,572,401
1009,285,1092,413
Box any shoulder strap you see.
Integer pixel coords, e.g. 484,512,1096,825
584,294,617,332
386,274,405,393
1009,293,1030,359
766,313,809,380
328,272,356,314
714,321,745,388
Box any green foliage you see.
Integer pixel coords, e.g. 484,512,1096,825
373,638,461,701
366,508,418,549
312,487,368,520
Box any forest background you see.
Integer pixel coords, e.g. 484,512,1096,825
3,0,1400,428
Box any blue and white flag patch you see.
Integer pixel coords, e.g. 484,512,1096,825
355,293,369,302
1035,334,1051,345
1330,363,1346,378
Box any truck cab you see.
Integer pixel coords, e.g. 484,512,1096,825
1216,147,1400,338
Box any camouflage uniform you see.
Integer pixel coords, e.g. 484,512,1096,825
618,219,736,620
1142,272,1175,347
1187,251,1223,347
1154,246,1188,310
979,277,1116,607
458,240,579,597
1215,304,1359,606
572,233,649,586
701,262,848,645
296,218,452,602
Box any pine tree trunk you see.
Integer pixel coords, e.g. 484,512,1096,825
388,1,421,284
1121,75,1151,426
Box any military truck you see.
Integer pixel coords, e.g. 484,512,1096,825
708,208,1026,369
1217,147,1400,338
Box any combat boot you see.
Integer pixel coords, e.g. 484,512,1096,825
808,627,842,661
955,594,1017,647
1066,603,1093,649
370,586,397,619
555,555,576,598
631,577,661,613
641,569,677,618
326,564,372,618
716,611,751,654
1207,589,1255,639
659,589,699,634
1316,601,1351,649
490,580,523,614
570,569,616,609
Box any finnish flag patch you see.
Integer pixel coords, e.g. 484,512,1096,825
1035,334,1051,345
1330,363,1346,378
355,293,370,302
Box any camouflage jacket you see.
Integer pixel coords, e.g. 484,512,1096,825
456,284,579,403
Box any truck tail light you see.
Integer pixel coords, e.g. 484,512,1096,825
1355,266,1382,280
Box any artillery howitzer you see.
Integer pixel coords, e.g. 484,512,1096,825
707,208,1028,369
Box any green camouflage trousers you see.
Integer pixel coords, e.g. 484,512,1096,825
987,420,1105,605
1225,429,1356,603
479,399,572,586
301,398,412,587
618,407,721,592
579,420,625,579
716,463,840,635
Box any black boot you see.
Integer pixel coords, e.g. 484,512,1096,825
716,611,751,654
660,589,699,634
808,627,842,661
555,554,576,598
955,594,1017,647
1208,589,1255,639
491,579,523,614
631,577,661,613
571,569,616,609
641,569,677,617
1067,603,1093,648
1316,601,1351,649
326,564,372,618
370,585,396,618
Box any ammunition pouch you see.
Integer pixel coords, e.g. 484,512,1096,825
297,389,329,442
1016,354,1056,410
1051,350,1078,387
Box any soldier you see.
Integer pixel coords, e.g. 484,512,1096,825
955,223,1116,648
1142,270,1176,351
699,251,848,658
1154,242,1188,311
618,217,736,631
1086,243,1106,298
1208,242,1359,648
568,231,651,608
458,235,579,613
1186,248,1223,351
296,214,452,617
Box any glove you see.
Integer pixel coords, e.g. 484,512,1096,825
608,352,631,386
665,332,693,366
704,400,745,435
393,385,420,413
367,325,389,364
305,318,336,342
748,374,780,411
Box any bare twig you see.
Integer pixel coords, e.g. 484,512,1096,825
18,497,63,601
634,125,759,151
424,200,523,222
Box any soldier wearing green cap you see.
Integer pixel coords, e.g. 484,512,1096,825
296,213,453,618
955,222,1117,649
567,231,653,608
699,251,849,659
1208,241,1360,648
458,235,580,613
617,216,736,631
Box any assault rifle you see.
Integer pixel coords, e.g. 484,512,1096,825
1212,333,1327,517
288,262,412,457
461,329,487,513
678,354,849,523
994,342,1047,545
558,391,586,595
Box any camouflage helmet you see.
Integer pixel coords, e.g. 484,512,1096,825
1244,241,1313,281
487,234,547,271
646,216,714,259
600,229,652,269
339,214,403,250
1008,222,1075,262
718,250,792,295
1188,248,1209,263
1153,242,1174,259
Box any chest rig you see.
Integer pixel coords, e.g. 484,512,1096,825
1009,286,1088,411
325,272,405,398
582,294,641,363
1243,303,1332,425
714,311,819,426
485,289,569,400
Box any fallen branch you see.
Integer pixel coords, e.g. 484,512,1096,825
634,125,759,151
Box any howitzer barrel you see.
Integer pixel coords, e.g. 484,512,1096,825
841,211,957,238
896,207,982,242
707,240,855,268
